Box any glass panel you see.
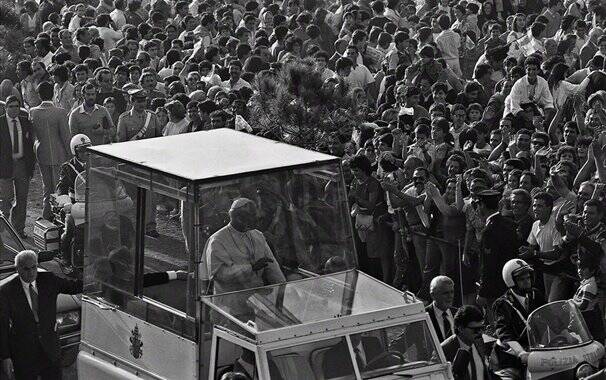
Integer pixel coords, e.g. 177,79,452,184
528,300,592,349
137,184,197,333
214,338,257,380
84,154,137,310
204,271,409,332
352,321,441,379
267,337,356,380
0,217,24,265
197,162,356,295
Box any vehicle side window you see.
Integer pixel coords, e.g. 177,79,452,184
350,321,441,377
138,186,196,339
267,337,356,380
215,338,257,380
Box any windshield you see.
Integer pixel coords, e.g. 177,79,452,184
528,300,592,349
204,271,411,335
266,321,441,380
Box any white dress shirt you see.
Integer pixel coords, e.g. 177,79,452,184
432,302,455,339
6,115,23,159
19,278,37,313
504,75,554,115
458,337,485,380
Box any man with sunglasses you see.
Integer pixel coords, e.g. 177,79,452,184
442,305,490,380
491,259,545,380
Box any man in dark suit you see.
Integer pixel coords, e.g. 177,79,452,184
322,335,384,378
0,96,36,238
442,305,490,380
426,275,458,343
475,190,519,317
0,250,82,379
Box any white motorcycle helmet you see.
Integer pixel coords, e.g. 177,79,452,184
70,134,91,156
502,259,534,288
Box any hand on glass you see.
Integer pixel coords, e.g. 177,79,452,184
175,270,189,281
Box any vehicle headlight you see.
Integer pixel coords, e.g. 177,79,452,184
576,363,594,379
56,311,80,333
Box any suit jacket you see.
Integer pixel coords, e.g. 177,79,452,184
0,113,35,179
323,337,383,378
29,102,71,165
0,272,82,374
479,213,519,299
426,303,458,342
441,335,490,380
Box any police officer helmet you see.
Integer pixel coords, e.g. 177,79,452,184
502,259,533,288
70,134,91,155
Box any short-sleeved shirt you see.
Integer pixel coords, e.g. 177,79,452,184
346,64,374,90
527,214,562,254
116,109,164,142
68,104,114,145
573,277,599,312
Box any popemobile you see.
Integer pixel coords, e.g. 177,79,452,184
76,128,454,380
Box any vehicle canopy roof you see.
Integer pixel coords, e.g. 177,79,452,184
203,270,421,345
87,128,339,184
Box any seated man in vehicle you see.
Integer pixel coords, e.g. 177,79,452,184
204,198,286,295
322,334,394,378
491,259,545,380
55,134,90,267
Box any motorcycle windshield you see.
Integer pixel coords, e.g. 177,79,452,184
528,300,592,350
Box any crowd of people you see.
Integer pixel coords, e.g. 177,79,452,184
3,0,606,378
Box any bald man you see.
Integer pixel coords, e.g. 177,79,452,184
204,198,286,295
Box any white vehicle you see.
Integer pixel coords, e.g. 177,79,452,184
205,269,452,380
76,129,453,379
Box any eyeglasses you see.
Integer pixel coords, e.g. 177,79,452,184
466,325,485,332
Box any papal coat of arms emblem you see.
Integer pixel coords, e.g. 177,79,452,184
129,325,143,359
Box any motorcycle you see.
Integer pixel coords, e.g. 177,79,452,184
525,300,604,380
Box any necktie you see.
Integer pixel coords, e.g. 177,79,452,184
29,284,39,323
442,311,452,338
469,347,478,380
11,119,20,156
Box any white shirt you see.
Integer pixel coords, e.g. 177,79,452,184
97,26,123,51
6,115,23,159
110,9,126,30
221,78,252,91
527,214,562,254
346,64,374,90
432,302,454,339
68,15,82,33
19,278,37,314
458,337,485,380
504,75,554,115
